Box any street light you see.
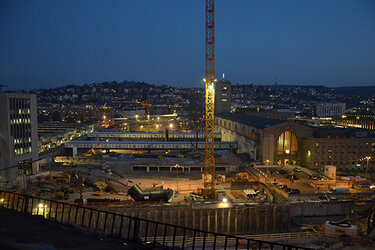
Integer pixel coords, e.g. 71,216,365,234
174,164,181,192
366,156,371,179
283,149,290,166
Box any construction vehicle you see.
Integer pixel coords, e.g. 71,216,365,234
239,172,251,181
231,172,252,182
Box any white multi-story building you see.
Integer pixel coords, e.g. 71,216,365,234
0,93,39,187
315,103,346,117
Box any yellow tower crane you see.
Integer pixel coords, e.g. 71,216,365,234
204,0,216,199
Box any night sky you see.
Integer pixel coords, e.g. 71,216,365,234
1,0,375,90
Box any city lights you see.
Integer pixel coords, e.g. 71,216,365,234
1,2,374,248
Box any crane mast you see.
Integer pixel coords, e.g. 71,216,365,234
204,0,216,199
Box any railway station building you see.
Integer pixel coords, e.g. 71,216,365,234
215,113,375,173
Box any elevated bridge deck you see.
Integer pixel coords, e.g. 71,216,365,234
64,140,237,156
87,132,221,141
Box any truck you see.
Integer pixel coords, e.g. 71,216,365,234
328,187,350,194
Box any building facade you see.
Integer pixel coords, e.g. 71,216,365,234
0,93,39,187
314,103,346,117
215,80,232,114
216,112,375,173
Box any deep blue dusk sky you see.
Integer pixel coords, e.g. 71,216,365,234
1,0,374,90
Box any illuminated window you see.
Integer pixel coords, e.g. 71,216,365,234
277,131,298,155
251,131,255,140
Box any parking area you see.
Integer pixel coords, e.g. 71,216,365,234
255,165,330,195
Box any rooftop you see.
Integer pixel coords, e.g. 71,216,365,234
217,112,286,128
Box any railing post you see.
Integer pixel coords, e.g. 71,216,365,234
75,206,79,224
153,223,158,246
54,202,58,221
11,193,15,209
132,217,139,242
61,204,65,223
162,224,167,246
202,231,207,250
30,196,34,214
213,234,217,250
172,226,177,249
16,194,20,212
96,211,101,230
103,212,108,232
119,215,124,237
36,198,40,215
111,214,116,236
89,208,93,229
182,228,186,250
6,192,10,208
43,202,46,218
144,220,149,242
68,204,72,223
192,229,196,250
127,217,132,240
81,207,86,226
23,195,29,215
48,200,52,220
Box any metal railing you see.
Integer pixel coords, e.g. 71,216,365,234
0,190,311,249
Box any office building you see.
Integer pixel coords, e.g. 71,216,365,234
215,80,232,114
314,103,346,117
0,93,39,187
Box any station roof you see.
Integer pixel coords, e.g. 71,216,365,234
217,113,286,128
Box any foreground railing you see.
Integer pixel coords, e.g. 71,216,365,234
0,190,311,249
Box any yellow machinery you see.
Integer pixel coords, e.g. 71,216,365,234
204,0,216,199
86,140,104,156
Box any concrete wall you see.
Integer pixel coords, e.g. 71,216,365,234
106,205,291,235
97,200,353,236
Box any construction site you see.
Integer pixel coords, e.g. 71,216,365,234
2,1,375,249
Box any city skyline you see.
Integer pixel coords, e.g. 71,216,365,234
1,0,375,90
